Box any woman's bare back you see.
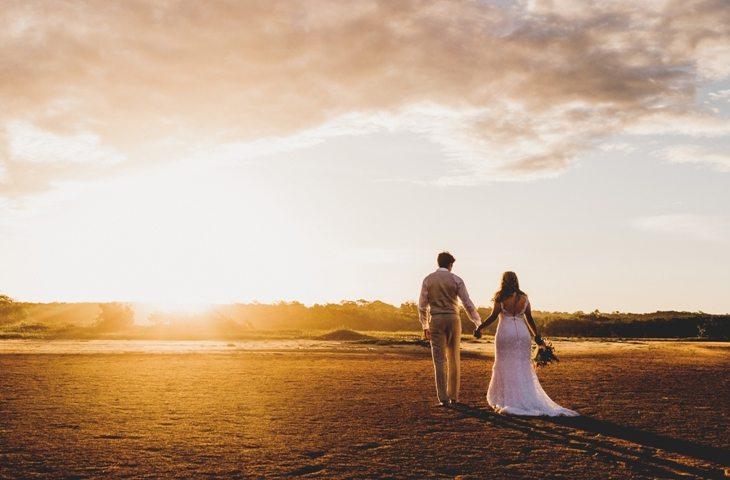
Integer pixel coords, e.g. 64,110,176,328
501,294,527,316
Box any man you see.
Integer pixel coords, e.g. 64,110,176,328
419,251,482,406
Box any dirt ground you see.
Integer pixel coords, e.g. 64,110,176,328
1,341,729,479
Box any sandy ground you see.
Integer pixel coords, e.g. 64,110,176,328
0,340,729,479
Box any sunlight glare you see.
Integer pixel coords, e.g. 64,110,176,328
25,160,309,304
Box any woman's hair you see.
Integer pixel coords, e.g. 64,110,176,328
493,271,526,303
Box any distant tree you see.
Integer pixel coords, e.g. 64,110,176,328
399,301,419,322
698,317,730,340
0,295,29,324
94,303,135,332
148,311,172,327
458,307,478,334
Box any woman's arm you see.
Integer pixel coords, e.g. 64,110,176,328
523,302,543,344
475,302,501,337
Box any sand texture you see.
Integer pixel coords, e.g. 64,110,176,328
1,341,729,479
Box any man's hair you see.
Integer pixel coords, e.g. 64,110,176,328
437,251,456,268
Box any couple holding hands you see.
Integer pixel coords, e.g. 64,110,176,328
418,251,577,416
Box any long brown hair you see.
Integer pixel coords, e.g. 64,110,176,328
493,271,526,303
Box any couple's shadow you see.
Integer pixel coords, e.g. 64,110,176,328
450,403,729,479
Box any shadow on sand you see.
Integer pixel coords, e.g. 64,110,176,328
451,403,730,479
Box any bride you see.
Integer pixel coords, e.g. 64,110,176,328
474,271,577,416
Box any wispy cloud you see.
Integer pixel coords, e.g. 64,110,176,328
631,214,727,243
657,144,730,172
1,0,729,194
709,89,730,101
7,121,125,165
599,142,638,153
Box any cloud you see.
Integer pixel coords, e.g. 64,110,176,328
7,121,125,165
709,89,730,101
631,214,727,243
598,142,638,153
1,0,730,194
658,144,730,172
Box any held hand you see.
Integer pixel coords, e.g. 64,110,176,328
474,327,482,339
534,334,544,346
424,328,431,341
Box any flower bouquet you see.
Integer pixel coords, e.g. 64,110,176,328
532,336,559,370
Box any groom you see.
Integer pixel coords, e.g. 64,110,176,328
418,251,482,406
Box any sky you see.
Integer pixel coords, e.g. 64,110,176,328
1,0,729,314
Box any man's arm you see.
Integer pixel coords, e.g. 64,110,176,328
455,277,481,327
418,278,430,338
475,301,500,338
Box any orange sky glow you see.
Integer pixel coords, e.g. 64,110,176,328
1,0,729,313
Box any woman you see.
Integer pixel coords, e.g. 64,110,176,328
475,271,577,416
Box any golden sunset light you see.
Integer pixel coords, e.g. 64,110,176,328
1,2,729,478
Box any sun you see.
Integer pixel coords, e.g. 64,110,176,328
146,300,211,317
26,159,310,306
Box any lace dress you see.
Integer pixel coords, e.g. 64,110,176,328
486,297,578,416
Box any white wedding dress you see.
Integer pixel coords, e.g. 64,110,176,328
487,297,578,416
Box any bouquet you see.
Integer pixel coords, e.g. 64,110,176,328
532,336,559,370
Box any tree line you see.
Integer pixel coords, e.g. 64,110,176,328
1,295,729,340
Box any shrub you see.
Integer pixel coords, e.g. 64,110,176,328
0,295,29,324
93,303,135,332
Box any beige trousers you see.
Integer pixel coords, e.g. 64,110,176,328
429,313,461,403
